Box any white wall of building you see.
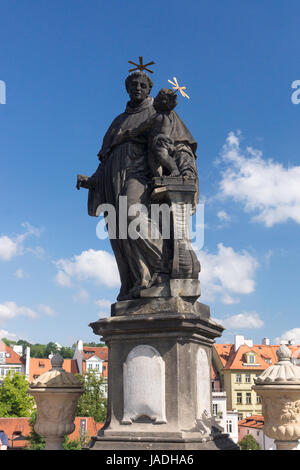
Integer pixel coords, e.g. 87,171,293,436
212,391,239,443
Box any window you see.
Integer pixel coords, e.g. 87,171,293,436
0,352,6,364
246,393,252,404
212,404,218,416
88,363,93,369
236,393,242,404
256,395,262,404
95,363,100,370
245,373,251,383
238,413,243,421
226,420,233,433
236,373,241,383
248,355,255,363
257,431,260,436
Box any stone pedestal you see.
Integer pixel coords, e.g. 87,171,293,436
88,299,238,450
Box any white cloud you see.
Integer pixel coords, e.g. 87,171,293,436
55,249,120,288
95,299,112,309
197,243,258,304
56,270,73,287
217,210,231,222
0,236,18,261
218,131,300,227
0,301,38,321
0,329,19,341
275,328,300,345
14,268,28,279
222,312,264,329
38,304,56,316
73,289,90,303
0,223,43,261
98,311,108,319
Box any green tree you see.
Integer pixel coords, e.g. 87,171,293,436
17,339,31,349
60,346,74,359
24,410,45,450
63,435,82,450
45,342,59,358
239,434,261,450
1,338,17,347
0,372,35,417
30,343,47,358
76,371,107,423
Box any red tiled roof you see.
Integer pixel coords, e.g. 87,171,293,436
239,415,264,429
214,344,300,371
0,341,24,365
29,358,79,382
82,347,108,361
211,364,220,381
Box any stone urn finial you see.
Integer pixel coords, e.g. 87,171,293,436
50,353,64,369
28,353,83,450
253,344,300,450
276,344,292,362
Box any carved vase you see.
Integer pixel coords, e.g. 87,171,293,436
253,345,300,450
28,354,83,450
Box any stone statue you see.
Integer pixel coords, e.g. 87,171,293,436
78,62,237,450
77,70,200,303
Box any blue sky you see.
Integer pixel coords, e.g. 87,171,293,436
0,0,300,346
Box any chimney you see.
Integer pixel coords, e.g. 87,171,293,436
262,338,270,346
13,345,23,355
25,346,30,381
235,335,245,352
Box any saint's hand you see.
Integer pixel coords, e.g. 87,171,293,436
76,174,90,190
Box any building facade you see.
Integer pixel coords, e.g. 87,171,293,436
212,336,300,420
0,341,27,382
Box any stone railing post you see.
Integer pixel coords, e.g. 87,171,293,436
253,345,300,450
28,353,83,450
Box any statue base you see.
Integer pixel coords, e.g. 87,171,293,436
88,300,238,451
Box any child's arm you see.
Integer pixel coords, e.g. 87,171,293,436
128,114,160,137
111,114,160,148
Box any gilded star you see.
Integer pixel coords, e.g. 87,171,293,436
168,77,190,99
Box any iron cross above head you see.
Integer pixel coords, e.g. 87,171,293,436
128,56,155,74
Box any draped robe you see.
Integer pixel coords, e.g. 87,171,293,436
87,96,198,300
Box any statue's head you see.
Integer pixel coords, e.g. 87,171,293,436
153,88,177,112
125,71,153,105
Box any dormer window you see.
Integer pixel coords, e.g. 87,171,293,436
243,351,260,366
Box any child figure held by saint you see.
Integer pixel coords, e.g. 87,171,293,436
113,88,181,177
